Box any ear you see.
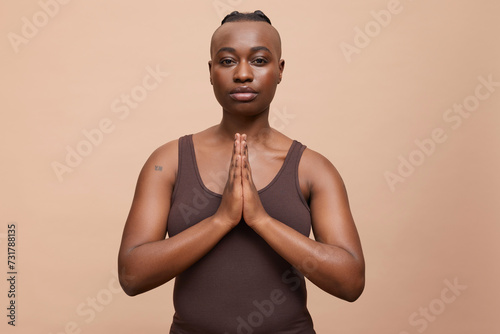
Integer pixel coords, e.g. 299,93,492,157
208,60,213,85
278,59,285,84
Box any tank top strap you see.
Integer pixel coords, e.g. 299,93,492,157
279,140,306,177
171,134,197,202
179,134,195,168
273,140,309,211
289,140,307,170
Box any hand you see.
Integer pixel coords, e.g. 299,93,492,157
241,136,271,228
213,133,244,228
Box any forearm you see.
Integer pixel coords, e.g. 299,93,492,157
252,217,365,302
119,215,232,296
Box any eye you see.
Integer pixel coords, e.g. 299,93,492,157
252,58,268,65
220,58,235,66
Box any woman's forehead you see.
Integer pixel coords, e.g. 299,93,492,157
210,21,281,57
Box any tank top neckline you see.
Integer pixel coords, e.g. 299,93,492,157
187,134,298,198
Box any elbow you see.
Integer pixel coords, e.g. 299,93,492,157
119,269,139,297
342,267,365,302
322,270,365,302
120,281,139,297
122,288,137,297
118,257,172,296
333,262,365,302
119,274,146,297
118,258,141,296
343,276,365,302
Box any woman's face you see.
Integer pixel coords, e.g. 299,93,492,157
209,21,285,116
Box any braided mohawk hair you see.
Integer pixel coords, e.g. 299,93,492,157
221,10,272,25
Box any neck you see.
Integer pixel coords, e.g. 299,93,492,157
216,108,273,143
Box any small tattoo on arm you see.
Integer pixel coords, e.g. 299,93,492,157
155,165,163,171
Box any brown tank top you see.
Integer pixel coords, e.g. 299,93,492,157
167,134,315,334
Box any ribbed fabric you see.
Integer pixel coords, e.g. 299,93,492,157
167,134,315,334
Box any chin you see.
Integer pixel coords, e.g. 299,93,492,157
224,103,269,116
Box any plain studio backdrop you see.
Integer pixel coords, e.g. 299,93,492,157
1,1,499,333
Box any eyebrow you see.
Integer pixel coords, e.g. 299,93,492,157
215,46,272,56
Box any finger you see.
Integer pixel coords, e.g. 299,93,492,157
235,154,242,179
242,141,251,174
239,134,246,158
229,139,240,182
241,155,247,176
241,140,246,163
237,133,245,157
233,133,240,155
242,157,253,187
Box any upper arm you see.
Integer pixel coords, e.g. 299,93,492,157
118,140,178,261
300,148,364,262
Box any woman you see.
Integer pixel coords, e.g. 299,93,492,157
118,10,365,333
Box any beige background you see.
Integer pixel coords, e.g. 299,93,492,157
1,0,499,333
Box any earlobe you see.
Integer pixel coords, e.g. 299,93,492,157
208,60,213,85
278,59,285,84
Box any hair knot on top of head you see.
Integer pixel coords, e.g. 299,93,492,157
221,10,272,25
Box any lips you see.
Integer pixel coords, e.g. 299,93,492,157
229,86,258,102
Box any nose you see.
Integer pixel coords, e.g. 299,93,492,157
233,61,253,83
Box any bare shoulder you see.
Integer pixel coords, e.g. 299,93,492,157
148,139,179,164
299,146,356,247
138,139,179,187
299,146,346,195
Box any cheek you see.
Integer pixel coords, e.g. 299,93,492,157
259,72,280,91
212,70,231,87
259,67,280,84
